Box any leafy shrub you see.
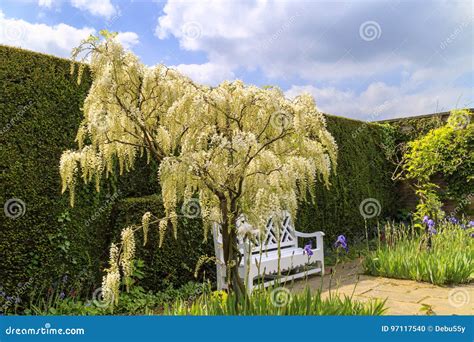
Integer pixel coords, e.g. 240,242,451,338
21,281,206,316
363,220,474,285
7,258,207,315
399,109,474,219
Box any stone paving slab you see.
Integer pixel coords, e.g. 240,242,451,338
289,258,473,315
378,299,427,315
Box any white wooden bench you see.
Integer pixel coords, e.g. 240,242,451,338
212,211,325,292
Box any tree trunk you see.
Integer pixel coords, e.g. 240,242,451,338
220,198,246,300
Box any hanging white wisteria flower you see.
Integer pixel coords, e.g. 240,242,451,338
62,32,338,302
60,30,203,206
142,212,152,246
236,220,259,239
158,81,338,295
101,243,120,307
120,227,136,281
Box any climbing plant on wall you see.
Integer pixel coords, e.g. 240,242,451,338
399,109,473,220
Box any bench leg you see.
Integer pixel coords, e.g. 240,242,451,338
246,271,254,293
216,264,226,290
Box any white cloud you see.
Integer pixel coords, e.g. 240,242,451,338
172,62,235,85
156,0,473,119
0,10,95,57
71,0,116,19
38,0,117,19
115,32,139,50
286,80,473,121
38,0,53,8
0,11,139,58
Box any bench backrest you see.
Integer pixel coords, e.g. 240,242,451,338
213,211,298,256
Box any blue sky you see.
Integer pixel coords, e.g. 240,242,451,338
0,0,472,120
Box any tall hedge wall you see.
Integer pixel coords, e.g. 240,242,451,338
0,46,111,297
296,115,397,243
0,45,398,296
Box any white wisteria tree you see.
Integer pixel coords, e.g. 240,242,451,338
158,82,338,296
60,32,338,303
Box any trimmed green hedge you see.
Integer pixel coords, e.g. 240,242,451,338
296,116,397,244
0,46,112,298
0,45,398,297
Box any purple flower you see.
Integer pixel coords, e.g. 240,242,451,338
59,292,65,300
469,221,474,228
303,242,313,256
334,235,348,252
448,217,458,224
422,215,429,224
0,291,5,298
427,219,435,228
428,226,437,235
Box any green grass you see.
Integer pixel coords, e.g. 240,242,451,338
165,287,386,315
363,221,473,285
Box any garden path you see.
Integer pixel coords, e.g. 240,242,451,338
290,259,473,315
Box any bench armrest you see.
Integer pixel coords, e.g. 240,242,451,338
294,230,325,238
295,230,324,250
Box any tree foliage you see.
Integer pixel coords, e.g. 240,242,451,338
401,109,473,220
60,30,200,206
60,32,338,302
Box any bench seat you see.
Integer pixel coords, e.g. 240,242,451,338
212,211,325,291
